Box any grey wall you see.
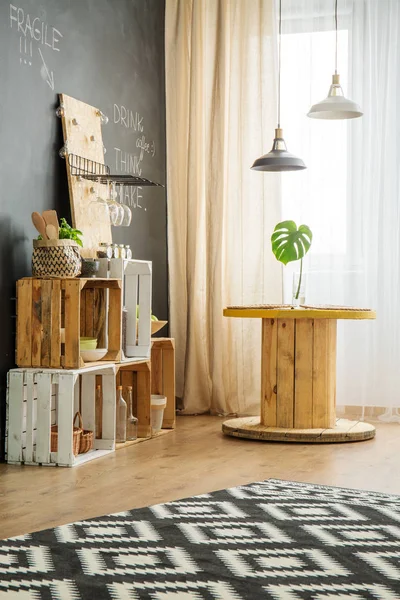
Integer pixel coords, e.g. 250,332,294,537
0,0,167,458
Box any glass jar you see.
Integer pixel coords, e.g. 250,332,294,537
112,244,119,259
119,244,126,259
126,386,138,441
125,245,132,260
97,242,113,259
116,385,127,443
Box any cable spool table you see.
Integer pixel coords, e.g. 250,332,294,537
223,305,376,443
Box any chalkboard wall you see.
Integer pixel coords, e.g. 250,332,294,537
0,0,167,458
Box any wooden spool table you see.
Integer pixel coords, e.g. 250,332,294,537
223,305,376,443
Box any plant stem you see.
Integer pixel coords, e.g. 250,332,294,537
295,258,303,300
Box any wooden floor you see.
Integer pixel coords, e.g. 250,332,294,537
1,415,399,540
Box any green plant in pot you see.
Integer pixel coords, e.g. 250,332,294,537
37,218,83,246
33,217,84,279
58,218,83,247
271,220,313,305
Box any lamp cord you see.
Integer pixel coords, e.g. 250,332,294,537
335,0,338,74
278,0,282,127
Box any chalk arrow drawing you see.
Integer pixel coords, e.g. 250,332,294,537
38,47,55,91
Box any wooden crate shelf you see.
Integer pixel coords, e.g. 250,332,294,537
92,359,151,442
116,360,152,438
151,338,176,429
98,258,152,361
16,277,122,370
10,269,176,466
6,346,176,465
6,364,116,467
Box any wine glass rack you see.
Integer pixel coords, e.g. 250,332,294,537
68,154,162,187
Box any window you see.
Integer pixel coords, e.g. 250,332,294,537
280,29,349,257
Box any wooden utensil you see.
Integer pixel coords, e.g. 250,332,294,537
31,212,48,239
42,210,59,239
45,224,58,240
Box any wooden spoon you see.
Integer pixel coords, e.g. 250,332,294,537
42,210,59,238
45,224,58,241
31,212,48,239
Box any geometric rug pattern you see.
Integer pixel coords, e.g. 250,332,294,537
1,479,400,598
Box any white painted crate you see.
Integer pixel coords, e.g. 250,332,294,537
98,258,152,360
6,364,116,467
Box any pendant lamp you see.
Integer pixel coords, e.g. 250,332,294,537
307,0,362,120
251,0,306,172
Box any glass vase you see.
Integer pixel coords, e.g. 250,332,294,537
292,272,306,307
126,386,138,441
116,385,127,443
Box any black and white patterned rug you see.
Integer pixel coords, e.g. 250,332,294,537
1,479,400,599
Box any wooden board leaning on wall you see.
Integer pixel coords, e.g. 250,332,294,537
59,93,112,257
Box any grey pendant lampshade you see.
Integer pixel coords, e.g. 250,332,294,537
307,0,362,120
251,0,306,173
251,128,306,171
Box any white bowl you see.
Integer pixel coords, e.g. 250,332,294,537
80,348,107,363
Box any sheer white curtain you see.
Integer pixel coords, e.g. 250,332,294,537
165,0,282,416
280,0,400,418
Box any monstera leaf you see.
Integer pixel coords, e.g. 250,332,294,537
271,220,312,265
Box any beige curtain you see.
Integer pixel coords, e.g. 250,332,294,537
165,0,282,416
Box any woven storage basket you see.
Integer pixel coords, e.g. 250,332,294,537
32,239,82,278
51,411,82,456
76,412,94,454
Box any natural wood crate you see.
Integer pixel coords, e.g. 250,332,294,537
6,364,116,467
92,360,151,441
261,318,336,429
151,338,176,429
16,277,122,369
116,360,151,439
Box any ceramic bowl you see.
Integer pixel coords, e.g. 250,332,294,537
80,348,107,362
151,320,168,335
80,337,98,350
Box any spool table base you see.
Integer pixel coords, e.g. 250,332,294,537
222,416,375,443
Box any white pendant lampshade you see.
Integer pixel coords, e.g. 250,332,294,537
308,73,362,120
251,0,306,172
308,1,362,121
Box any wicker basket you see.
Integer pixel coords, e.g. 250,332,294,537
51,411,82,456
76,411,94,454
32,239,82,278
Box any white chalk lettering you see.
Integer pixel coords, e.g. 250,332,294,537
121,186,143,209
114,147,142,177
113,105,157,211
113,104,144,132
17,7,24,33
9,4,17,27
32,17,41,41
10,4,63,53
